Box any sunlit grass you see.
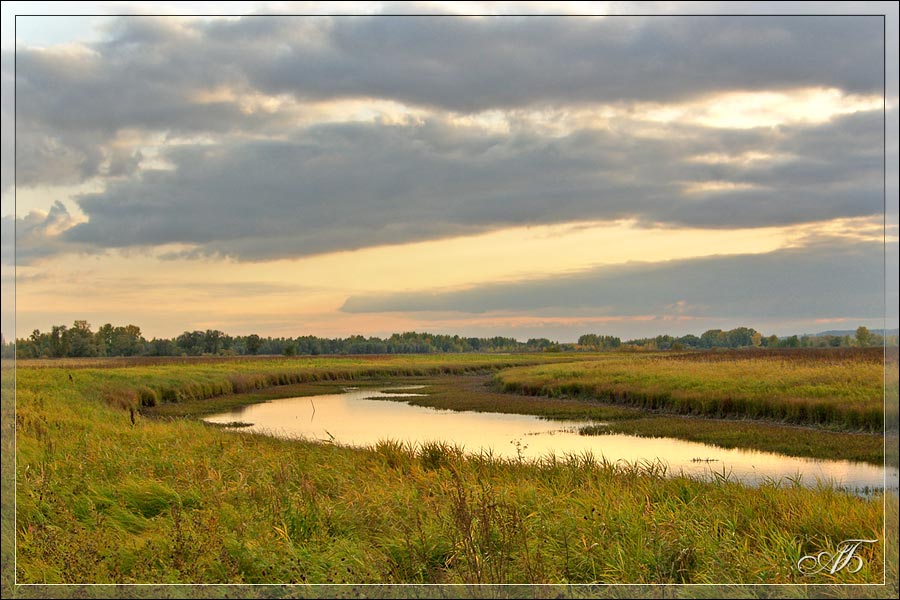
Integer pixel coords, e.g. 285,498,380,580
367,374,885,464
10,355,894,588
496,350,888,431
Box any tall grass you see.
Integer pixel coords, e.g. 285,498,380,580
383,375,884,464
496,350,888,431
10,357,893,587
20,354,569,416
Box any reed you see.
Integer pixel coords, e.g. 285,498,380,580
496,349,890,432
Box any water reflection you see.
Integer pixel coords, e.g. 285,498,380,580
204,387,897,493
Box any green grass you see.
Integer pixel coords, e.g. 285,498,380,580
367,375,885,464
145,380,354,418
9,356,895,590
3,356,897,597
12,353,571,428
496,349,889,431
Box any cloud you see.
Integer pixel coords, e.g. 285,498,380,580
57,109,885,260
341,239,895,320
243,15,885,110
4,13,887,192
4,12,891,276
2,201,83,265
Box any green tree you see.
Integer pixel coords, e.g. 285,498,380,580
202,330,224,354
49,325,69,358
95,323,114,356
176,331,204,355
66,320,97,357
578,334,599,348
778,335,800,348
700,329,726,348
246,334,262,355
115,325,145,356
856,326,872,347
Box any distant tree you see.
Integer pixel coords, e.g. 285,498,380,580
176,331,204,355
246,334,262,355
66,320,97,357
203,330,224,354
95,323,114,356
856,326,872,347
602,336,622,349
578,334,600,348
654,335,676,350
49,325,69,358
726,327,757,348
678,334,701,348
147,338,178,356
700,329,726,348
527,338,554,350
577,333,621,350
104,324,146,356
780,335,800,348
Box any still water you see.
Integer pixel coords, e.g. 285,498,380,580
204,386,897,492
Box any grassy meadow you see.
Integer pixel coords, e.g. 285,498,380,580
496,348,889,431
5,351,898,593
376,374,885,464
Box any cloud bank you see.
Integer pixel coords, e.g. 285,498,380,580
342,240,895,320
5,13,890,264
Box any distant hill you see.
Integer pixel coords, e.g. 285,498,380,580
808,328,899,338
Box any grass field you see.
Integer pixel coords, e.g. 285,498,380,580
5,352,898,592
358,375,885,464
28,353,572,414
496,348,890,432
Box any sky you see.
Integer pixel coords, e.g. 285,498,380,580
2,1,898,343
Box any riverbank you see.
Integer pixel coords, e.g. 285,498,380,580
149,372,886,465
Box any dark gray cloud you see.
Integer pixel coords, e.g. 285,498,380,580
241,15,884,110
341,240,895,320
54,109,885,261
179,13,885,113
4,13,886,191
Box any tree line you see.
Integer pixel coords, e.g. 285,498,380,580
2,322,891,360
617,326,893,351
8,323,534,359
